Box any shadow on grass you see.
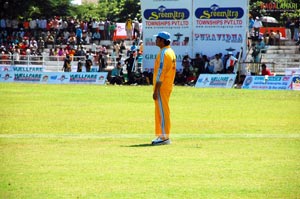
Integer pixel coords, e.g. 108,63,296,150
126,143,154,147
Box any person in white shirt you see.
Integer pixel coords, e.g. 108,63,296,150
209,54,224,73
253,17,263,41
226,52,238,73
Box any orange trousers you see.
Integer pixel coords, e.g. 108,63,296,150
154,89,171,138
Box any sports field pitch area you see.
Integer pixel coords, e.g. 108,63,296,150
0,83,300,199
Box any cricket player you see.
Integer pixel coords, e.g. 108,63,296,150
152,31,176,145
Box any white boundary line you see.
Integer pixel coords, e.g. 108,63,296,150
0,134,300,139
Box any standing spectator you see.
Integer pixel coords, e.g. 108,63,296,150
136,51,143,71
269,29,276,45
249,16,254,34
275,30,282,46
91,18,98,34
294,19,299,41
98,20,105,40
202,55,210,73
151,31,176,145
125,17,133,40
209,54,223,73
113,41,120,56
75,26,82,45
23,19,30,31
285,18,292,40
62,55,71,72
129,41,138,56
0,17,6,30
98,53,106,72
85,55,92,72
124,53,135,84
226,52,238,73
37,37,44,52
77,59,83,72
133,18,140,39
253,17,263,41
120,40,127,54
139,40,144,54
109,21,116,40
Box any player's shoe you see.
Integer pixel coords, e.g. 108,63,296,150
151,137,171,145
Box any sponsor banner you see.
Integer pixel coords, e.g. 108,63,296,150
242,76,293,90
0,71,108,85
141,0,193,72
292,75,300,91
0,65,44,72
141,0,248,71
193,0,248,59
285,68,300,76
260,1,298,12
0,72,14,82
195,74,236,88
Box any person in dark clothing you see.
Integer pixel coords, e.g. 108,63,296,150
98,54,106,72
85,55,92,72
124,53,135,84
62,55,71,72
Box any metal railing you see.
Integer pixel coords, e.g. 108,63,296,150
0,54,118,72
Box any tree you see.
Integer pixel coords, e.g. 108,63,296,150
0,0,72,19
250,0,300,25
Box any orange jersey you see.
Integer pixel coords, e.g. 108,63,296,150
153,45,176,91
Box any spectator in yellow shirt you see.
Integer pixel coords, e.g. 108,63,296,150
125,17,133,40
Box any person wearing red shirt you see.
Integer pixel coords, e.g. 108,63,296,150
261,64,273,76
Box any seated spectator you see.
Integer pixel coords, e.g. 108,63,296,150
110,62,123,85
68,32,76,46
46,32,55,48
92,30,101,45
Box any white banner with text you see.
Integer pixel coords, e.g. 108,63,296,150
195,74,237,88
0,71,108,85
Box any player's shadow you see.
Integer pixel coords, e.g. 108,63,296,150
126,143,153,147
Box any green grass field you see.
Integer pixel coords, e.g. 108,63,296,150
1,83,300,199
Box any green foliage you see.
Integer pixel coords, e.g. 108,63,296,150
1,0,141,22
250,0,300,23
1,0,299,24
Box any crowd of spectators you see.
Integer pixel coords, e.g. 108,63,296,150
0,16,148,83
0,16,120,49
1,16,274,86
0,16,135,65
173,51,241,86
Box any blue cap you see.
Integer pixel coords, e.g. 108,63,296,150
154,31,171,42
